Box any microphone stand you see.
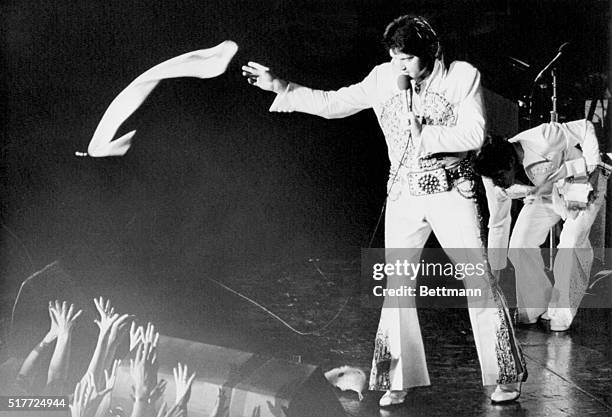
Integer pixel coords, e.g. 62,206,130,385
527,86,537,128
527,43,568,269
550,68,558,123
548,67,558,269
527,42,569,127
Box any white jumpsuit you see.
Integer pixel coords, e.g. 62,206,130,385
269,58,526,390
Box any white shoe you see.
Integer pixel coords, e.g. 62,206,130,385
379,390,407,407
540,311,551,321
548,308,572,331
490,383,521,404
550,320,571,332
516,310,541,325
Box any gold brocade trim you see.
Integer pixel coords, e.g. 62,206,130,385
379,91,457,165
380,91,459,200
421,91,457,127
369,330,392,390
491,281,528,384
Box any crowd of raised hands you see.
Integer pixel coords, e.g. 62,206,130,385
2,297,196,417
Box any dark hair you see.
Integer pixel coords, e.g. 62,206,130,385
472,135,518,177
383,15,441,70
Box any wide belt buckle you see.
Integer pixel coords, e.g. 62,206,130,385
407,167,450,196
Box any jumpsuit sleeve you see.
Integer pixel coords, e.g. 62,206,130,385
483,177,512,270
557,119,601,170
269,67,378,119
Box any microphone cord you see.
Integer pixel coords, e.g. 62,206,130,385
367,89,414,248
205,275,351,336
366,143,411,248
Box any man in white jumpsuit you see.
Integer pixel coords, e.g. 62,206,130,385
475,121,605,332
242,14,526,405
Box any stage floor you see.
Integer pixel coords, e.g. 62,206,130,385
2,258,611,416
175,259,612,416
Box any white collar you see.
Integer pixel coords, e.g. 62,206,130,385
413,58,445,94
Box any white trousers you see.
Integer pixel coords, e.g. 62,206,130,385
369,186,526,390
508,174,607,326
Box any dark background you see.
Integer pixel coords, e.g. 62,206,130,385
0,0,610,343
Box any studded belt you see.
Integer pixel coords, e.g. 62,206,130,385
407,158,474,196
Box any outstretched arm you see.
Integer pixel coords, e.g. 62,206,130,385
47,301,82,392
172,363,196,417
84,297,128,388
129,342,160,417
242,61,376,119
102,311,130,374
17,301,61,390
70,368,117,417
153,363,195,417
92,360,119,417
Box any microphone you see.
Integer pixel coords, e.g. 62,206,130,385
397,74,413,113
533,42,570,83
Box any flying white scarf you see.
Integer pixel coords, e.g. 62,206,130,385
85,40,238,157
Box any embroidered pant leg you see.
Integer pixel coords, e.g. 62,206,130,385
369,191,431,390
508,200,560,322
427,189,527,385
549,174,607,326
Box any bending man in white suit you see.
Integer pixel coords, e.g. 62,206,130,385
474,122,605,332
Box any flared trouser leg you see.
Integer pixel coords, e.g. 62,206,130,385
369,188,527,390
549,174,607,327
369,190,431,390
508,201,559,323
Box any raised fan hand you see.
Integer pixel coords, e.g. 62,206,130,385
83,371,115,416
129,342,159,402
129,321,143,351
45,300,83,391
107,313,130,348
51,300,82,335
42,301,61,344
71,372,112,417
94,297,118,335
173,363,196,409
70,378,94,417
130,322,160,351
142,322,160,348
